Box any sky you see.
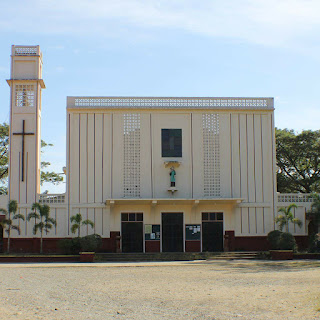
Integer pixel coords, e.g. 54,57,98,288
0,0,320,194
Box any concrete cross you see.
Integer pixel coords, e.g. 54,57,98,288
13,120,34,182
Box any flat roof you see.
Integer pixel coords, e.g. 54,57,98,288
67,96,274,110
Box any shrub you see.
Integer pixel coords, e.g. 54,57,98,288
58,238,81,255
59,234,102,254
267,230,297,251
267,230,282,250
278,232,297,251
80,234,102,252
308,233,320,253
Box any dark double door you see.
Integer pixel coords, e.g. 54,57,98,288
162,213,183,252
121,222,143,253
202,222,223,252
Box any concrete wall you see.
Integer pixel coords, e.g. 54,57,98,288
66,108,277,237
8,46,43,205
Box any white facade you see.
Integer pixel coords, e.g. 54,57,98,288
0,45,311,253
66,97,277,237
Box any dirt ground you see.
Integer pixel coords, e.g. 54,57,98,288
0,260,319,320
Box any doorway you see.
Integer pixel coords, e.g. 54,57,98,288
202,212,224,252
162,213,183,252
121,213,143,253
0,225,3,253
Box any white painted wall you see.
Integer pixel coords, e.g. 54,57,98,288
65,106,277,237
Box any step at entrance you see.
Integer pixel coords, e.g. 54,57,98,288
97,252,260,262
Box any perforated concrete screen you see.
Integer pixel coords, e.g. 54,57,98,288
15,84,35,107
14,46,38,56
202,114,220,197
123,113,141,198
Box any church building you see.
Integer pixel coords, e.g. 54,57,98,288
0,45,310,253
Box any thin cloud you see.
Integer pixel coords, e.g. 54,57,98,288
0,0,319,49
0,66,9,74
48,45,65,50
55,66,65,72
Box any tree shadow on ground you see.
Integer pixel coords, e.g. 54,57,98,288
196,260,320,274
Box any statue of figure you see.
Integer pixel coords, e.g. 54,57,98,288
169,167,176,187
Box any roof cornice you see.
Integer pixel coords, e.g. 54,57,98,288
67,96,274,110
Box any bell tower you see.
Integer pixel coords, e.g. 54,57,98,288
7,45,45,204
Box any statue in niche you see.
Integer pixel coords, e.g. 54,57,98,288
169,167,176,187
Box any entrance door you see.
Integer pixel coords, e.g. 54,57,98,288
162,213,183,252
121,213,143,253
202,212,224,252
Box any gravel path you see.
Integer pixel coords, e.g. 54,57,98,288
0,260,319,320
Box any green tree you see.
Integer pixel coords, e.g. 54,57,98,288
0,123,9,194
0,123,63,194
276,128,320,193
0,200,25,253
70,213,94,237
306,193,320,233
40,140,63,186
27,203,56,253
275,204,302,232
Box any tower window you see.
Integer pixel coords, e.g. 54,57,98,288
15,85,35,107
161,129,182,157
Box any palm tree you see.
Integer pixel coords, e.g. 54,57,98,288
275,204,302,232
70,213,94,237
0,200,25,253
27,203,56,254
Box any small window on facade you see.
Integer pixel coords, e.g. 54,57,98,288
161,129,182,157
122,212,143,222
202,212,224,222
216,212,223,221
121,213,128,221
202,212,208,221
210,212,216,221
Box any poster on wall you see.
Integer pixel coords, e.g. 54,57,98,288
185,224,201,240
145,224,160,240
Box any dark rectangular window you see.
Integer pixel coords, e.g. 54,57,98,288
202,212,224,222
161,129,182,157
129,213,136,221
216,212,223,221
122,212,143,222
121,213,128,221
202,212,208,221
